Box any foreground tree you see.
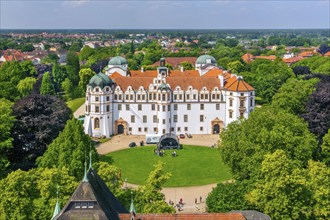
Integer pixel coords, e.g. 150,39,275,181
0,99,15,176
134,162,175,213
248,150,312,220
37,118,98,180
78,68,95,94
206,181,253,212
8,95,71,170
0,167,77,220
219,107,318,180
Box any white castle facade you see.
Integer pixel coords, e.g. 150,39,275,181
83,55,255,138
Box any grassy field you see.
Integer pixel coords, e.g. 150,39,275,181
66,97,85,113
100,145,232,187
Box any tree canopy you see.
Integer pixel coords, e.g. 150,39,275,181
0,99,15,177
40,72,55,95
37,118,98,180
219,106,317,181
8,95,71,170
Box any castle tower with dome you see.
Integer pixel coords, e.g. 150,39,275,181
84,55,255,138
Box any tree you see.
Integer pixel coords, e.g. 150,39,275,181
40,72,55,95
315,62,330,75
219,107,318,181
227,61,245,73
78,68,95,93
52,63,67,92
17,77,37,97
242,60,295,104
320,129,330,166
134,162,175,214
180,61,194,70
302,74,330,143
79,46,95,61
69,41,83,52
292,66,311,76
97,162,123,194
206,181,253,212
0,167,78,220
248,150,312,220
272,77,319,115
0,99,15,177
318,44,330,55
8,95,71,170
66,51,80,86
305,160,330,219
37,118,98,180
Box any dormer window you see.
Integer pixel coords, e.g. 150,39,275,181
95,88,99,92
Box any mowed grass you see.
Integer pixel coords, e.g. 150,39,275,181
66,97,85,112
100,145,232,187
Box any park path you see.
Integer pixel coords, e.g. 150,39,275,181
97,134,221,213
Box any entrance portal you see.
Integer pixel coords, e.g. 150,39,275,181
213,124,220,134
118,124,124,134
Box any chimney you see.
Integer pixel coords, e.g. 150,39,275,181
180,66,184,72
218,75,224,88
141,66,144,73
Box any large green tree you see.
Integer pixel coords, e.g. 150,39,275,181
40,72,55,95
37,118,98,180
66,51,80,86
0,167,77,220
0,99,15,177
272,77,319,115
242,60,294,104
219,107,318,180
248,150,312,220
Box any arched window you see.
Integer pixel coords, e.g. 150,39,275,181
94,118,100,129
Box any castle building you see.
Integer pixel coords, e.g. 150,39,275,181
84,55,255,138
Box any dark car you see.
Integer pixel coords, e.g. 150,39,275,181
179,134,185,139
129,142,136,147
186,133,192,138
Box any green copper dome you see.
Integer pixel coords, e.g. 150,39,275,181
108,56,128,65
88,72,113,89
158,83,170,91
196,55,217,64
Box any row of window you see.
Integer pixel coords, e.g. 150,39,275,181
75,202,94,209
111,93,223,102
86,105,110,113
130,114,207,123
127,126,205,133
118,103,220,111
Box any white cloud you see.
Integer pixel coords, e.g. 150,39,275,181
61,0,90,7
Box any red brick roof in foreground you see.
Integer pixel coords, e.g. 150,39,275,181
224,76,254,92
119,213,245,220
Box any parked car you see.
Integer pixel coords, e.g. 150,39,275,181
129,142,136,147
179,134,185,139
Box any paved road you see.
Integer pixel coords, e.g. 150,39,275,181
97,134,221,213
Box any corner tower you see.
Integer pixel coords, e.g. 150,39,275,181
84,72,114,138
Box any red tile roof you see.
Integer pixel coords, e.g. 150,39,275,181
224,76,254,92
119,213,246,220
282,56,304,64
324,51,330,57
298,51,316,57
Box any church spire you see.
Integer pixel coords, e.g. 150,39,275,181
83,161,88,182
129,192,136,218
89,143,93,170
51,186,61,220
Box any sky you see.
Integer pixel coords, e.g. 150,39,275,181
0,0,329,29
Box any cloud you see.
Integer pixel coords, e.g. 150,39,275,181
61,0,90,7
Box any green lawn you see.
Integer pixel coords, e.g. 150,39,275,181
66,98,85,113
100,145,232,187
